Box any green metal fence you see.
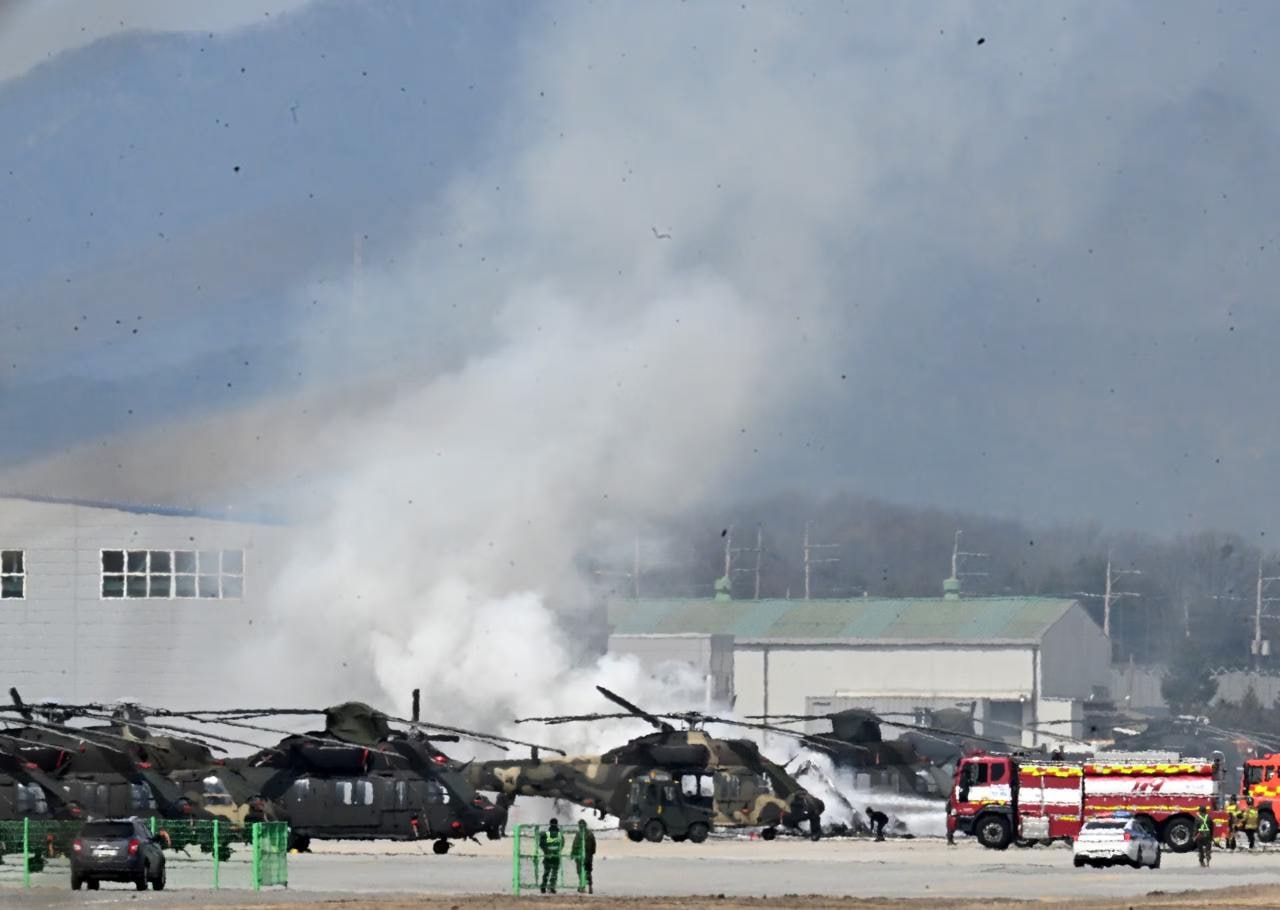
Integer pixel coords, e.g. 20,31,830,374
511,823,587,895
0,818,287,890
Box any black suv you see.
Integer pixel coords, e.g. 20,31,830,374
71,818,166,891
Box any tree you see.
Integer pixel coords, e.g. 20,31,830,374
1161,637,1219,714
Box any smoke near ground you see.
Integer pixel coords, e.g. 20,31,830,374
792,751,947,838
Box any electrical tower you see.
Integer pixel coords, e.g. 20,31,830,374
1072,550,1141,639
730,524,764,600
802,522,839,600
949,529,988,593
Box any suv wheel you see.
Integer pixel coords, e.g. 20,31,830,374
153,862,167,891
135,864,149,891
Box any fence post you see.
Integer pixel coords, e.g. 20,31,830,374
212,820,220,890
251,822,261,891
22,817,29,890
149,817,157,836
511,824,521,894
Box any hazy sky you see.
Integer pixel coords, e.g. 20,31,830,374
3,0,1280,536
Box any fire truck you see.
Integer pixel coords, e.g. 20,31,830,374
1239,752,1280,842
948,750,1226,852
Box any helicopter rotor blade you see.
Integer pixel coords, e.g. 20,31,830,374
595,686,675,734
513,713,636,726
385,715,566,757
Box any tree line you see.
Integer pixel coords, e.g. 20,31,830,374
593,491,1275,673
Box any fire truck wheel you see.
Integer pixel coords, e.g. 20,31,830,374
975,815,1012,850
1160,816,1196,853
1259,812,1277,843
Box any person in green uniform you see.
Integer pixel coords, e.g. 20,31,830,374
539,818,564,894
571,819,597,893
1195,805,1213,867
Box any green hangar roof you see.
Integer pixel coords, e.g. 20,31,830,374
607,596,1082,644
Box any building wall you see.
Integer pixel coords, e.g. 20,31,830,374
0,497,289,707
1039,604,1111,700
732,642,1036,721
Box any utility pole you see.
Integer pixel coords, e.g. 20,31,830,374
1070,550,1141,641
731,524,764,600
1102,552,1142,639
1251,556,1280,668
802,522,839,601
593,533,644,599
633,534,641,600
950,530,989,593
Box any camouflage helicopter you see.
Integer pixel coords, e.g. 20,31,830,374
469,686,825,843
161,695,563,854
761,705,1086,803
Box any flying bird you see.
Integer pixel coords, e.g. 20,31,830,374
651,226,672,240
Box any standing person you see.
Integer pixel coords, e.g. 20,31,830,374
571,820,597,894
1195,805,1213,867
1225,798,1241,850
865,806,889,842
539,818,564,894
1244,797,1260,850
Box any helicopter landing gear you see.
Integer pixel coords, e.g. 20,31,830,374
288,833,311,853
761,827,778,841
626,829,644,843
432,839,451,855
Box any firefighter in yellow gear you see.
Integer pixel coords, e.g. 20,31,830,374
1243,798,1260,850
1225,800,1242,850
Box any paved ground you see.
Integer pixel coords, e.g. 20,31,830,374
6,836,1280,907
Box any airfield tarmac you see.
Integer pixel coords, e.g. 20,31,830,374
8,835,1280,908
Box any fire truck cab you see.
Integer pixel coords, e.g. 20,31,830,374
949,751,1226,853
1240,753,1280,842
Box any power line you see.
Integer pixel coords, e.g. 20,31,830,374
802,521,838,601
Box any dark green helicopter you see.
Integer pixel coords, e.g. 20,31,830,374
161,693,563,853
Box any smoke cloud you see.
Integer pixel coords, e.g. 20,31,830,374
238,2,876,737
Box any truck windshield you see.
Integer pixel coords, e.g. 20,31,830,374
1246,766,1265,786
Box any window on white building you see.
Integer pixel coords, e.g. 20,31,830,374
101,548,244,599
1,550,24,599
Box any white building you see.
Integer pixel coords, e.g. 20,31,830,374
0,494,289,706
608,591,1111,746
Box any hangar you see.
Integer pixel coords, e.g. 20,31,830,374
608,585,1111,746
0,494,288,706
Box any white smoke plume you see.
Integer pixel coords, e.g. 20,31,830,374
238,3,869,744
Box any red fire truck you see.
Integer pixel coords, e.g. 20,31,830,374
1239,752,1280,842
948,751,1226,852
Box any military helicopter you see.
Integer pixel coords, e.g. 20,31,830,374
469,686,826,843
756,705,1046,802
160,694,563,853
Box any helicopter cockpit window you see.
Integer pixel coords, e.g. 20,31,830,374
425,779,449,803
289,779,312,803
202,776,233,806
129,783,155,811
16,783,47,815
358,780,374,805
